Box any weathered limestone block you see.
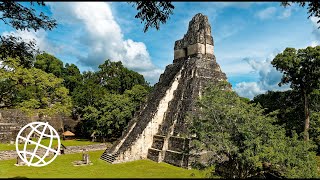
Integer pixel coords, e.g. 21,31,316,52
187,43,205,56
147,148,161,162
206,44,214,55
174,49,186,60
174,13,215,60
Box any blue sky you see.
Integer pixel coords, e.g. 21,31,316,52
1,2,319,99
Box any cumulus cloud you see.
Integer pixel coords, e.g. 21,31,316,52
234,51,291,99
48,2,162,84
255,7,277,20
1,29,62,55
310,16,320,41
234,82,265,99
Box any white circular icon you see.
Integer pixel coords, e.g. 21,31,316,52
15,122,61,167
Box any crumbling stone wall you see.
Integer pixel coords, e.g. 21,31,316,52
0,109,78,143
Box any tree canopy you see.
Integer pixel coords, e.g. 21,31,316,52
35,52,64,78
189,82,318,178
0,57,72,115
271,46,320,140
1,51,152,141
73,59,151,141
253,89,320,153
0,1,57,68
0,1,57,31
129,1,174,33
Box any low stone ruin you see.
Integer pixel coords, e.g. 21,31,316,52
14,156,26,166
72,149,93,166
0,109,79,143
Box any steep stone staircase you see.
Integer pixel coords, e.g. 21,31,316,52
100,151,119,163
147,134,165,162
147,133,190,167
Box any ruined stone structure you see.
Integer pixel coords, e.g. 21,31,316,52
100,13,231,168
0,123,19,143
0,109,79,143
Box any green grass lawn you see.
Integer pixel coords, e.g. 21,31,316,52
0,150,213,178
0,139,102,151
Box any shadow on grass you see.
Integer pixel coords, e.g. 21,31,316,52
73,139,91,142
9,176,28,179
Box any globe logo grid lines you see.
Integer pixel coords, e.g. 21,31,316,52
15,122,61,167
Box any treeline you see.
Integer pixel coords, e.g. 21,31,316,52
189,46,320,178
253,90,320,152
0,52,151,141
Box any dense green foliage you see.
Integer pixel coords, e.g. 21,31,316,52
190,82,318,178
0,1,56,32
253,90,320,153
253,90,304,135
77,85,149,141
271,46,320,140
73,60,150,141
0,1,56,69
63,63,82,93
96,60,149,94
34,53,83,94
0,57,72,115
35,53,64,78
0,51,151,141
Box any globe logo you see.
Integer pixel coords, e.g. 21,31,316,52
15,122,61,167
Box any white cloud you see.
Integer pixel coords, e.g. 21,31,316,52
234,82,265,100
311,16,320,26
48,2,162,84
256,7,277,20
278,8,291,19
1,29,62,55
310,16,320,41
234,51,291,99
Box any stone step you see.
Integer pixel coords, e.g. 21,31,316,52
100,150,119,163
166,149,183,154
154,134,166,138
151,135,165,150
147,148,162,162
163,149,189,168
149,147,161,151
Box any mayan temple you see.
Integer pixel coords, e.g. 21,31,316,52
100,13,230,168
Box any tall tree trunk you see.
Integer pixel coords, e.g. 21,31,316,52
303,90,310,141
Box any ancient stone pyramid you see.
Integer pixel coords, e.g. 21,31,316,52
100,13,230,168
